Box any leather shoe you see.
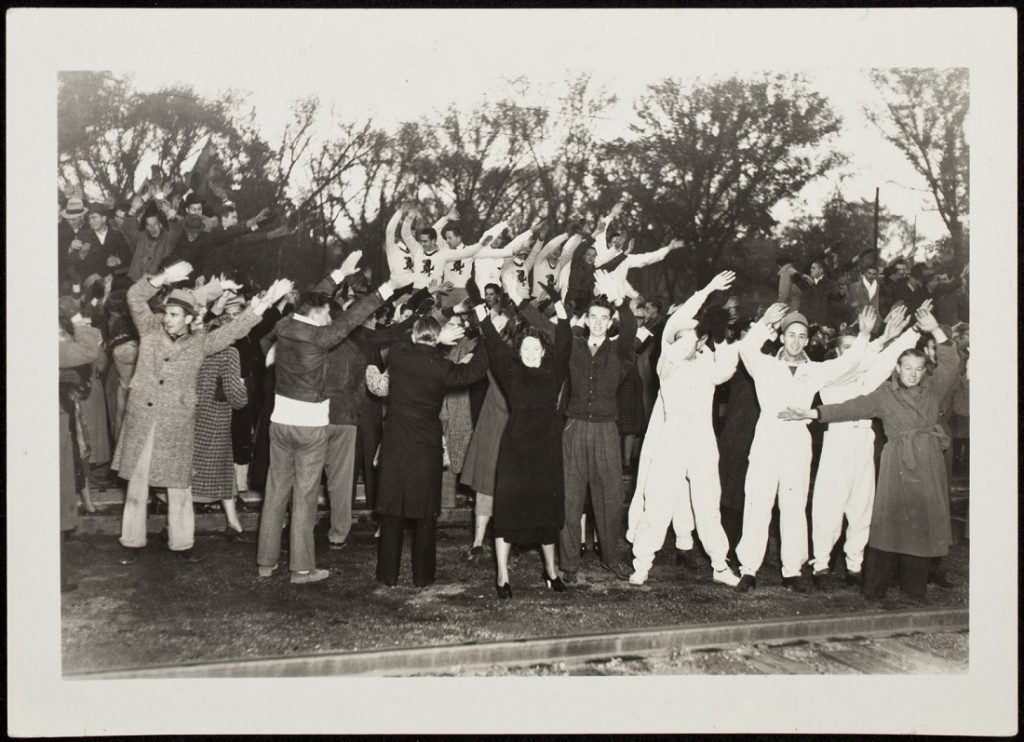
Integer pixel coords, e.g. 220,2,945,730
224,527,256,544
173,549,201,563
845,570,863,588
782,575,811,593
464,545,484,562
812,570,832,590
601,561,631,581
675,549,697,568
495,581,512,599
561,570,578,584
328,541,348,551
928,570,955,589
735,574,756,593
119,547,142,565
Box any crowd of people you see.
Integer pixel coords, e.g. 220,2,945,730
58,186,970,609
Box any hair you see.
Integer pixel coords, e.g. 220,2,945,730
607,230,622,241
296,291,333,316
515,325,550,355
697,305,731,348
897,348,927,366
910,264,927,282
411,315,441,345
441,224,462,239
141,210,169,232
646,298,664,315
586,294,615,317
417,227,438,242
114,201,131,214
484,283,501,295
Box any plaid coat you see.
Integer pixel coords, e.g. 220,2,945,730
111,277,261,488
192,346,247,501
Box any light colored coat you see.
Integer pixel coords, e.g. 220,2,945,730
111,277,261,488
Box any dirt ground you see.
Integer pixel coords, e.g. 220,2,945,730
61,520,969,674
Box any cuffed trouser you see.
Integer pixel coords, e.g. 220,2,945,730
257,423,327,574
558,419,626,574
120,425,194,551
631,462,730,576
863,546,930,601
376,515,437,586
324,424,358,545
811,426,875,573
736,426,812,579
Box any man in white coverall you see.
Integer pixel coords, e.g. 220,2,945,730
626,271,741,587
810,304,921,588
734,302,876,593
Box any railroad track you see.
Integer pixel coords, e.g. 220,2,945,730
67,607,967,679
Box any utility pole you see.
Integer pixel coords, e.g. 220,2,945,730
873,187,880,254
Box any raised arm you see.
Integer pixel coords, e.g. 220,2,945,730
555,234,584,273
738,303,786,380
126,262,194,335
855,328,922,393
220,348,249,410
478,311,516,386
520,235,546,273
443,342,489,387
663,270,735,355
710,340,741,385
384,208,406,271
399,214,423,256
59,325,102,368
537,233,569,265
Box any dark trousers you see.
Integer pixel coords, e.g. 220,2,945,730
721,505,743,562
559,419,626,574
376,515,437,587
863,546,931,602
354,408,383,511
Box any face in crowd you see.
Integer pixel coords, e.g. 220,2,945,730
809,261,825,281
519,335,545,368
582,247,598,266
162,305,193,337
442,228,462,250
418,229,438,253
897,351,927,388
862,265,879,283
483,285,501,310
144,215,164,239
88,212,107,232
587,305,613,339
781,321,809,360
221,210,239,229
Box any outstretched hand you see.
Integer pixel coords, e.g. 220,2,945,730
760,302,788,327
857,305,878,337
881,303,911,342
915,302,939,333
338,250,363,278
778,406,815,421
593,269,623,305
438,323,466,345
706,270,736,294
163,261,193,285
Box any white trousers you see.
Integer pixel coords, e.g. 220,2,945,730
736,427,812,578
811,427,876,573
629,458,729,576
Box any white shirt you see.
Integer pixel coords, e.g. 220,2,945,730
862,276,878,300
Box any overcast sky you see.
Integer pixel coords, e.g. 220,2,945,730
107,10,956,248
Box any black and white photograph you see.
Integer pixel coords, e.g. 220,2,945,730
6,7,1017,736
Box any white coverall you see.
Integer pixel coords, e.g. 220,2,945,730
810,329,922,574
626,287,738,578
735,323,867,579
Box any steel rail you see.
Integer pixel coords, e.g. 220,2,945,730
67,607,968,679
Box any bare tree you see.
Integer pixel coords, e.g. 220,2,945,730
865,68,969,264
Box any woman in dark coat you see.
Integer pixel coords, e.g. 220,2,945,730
477,289,572,597
780,304,958,604
375,316,489,587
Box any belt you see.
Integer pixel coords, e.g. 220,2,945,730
888,425,950,470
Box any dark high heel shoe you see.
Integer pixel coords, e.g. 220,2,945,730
495,581,512,599
542,571,567,592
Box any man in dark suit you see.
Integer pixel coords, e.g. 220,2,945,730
845,252,883,328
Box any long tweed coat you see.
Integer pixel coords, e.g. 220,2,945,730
192,345,248,502
111,277,262,488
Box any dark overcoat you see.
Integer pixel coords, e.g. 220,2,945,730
482,312,572,543
375,339,488,520
817,341,960,557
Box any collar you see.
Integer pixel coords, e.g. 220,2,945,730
862,276,877,288
588,335,606,348
775,348,810,365
293,313,325,328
